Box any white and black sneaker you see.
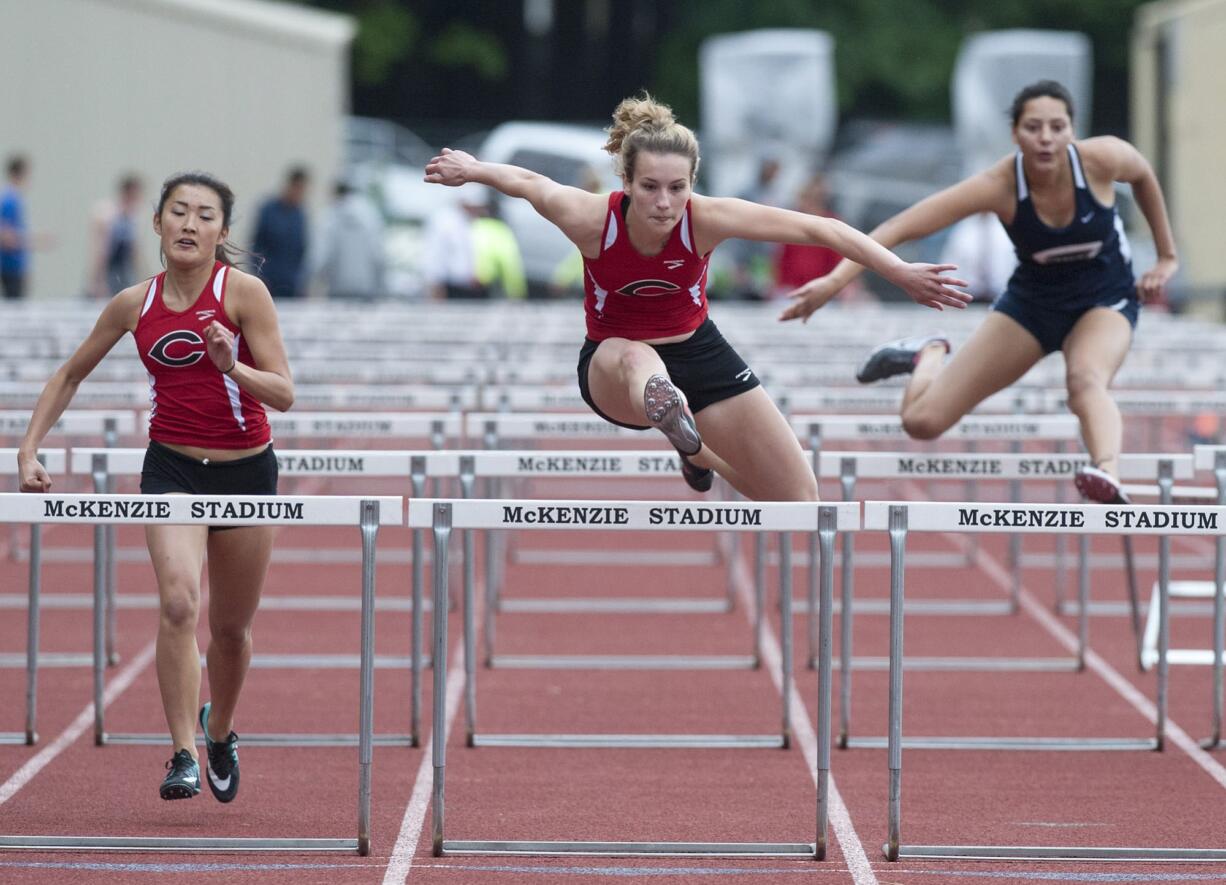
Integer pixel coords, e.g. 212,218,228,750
856,334,950,384
159,749,200,800
199,702,240,803
1075,465,1132,505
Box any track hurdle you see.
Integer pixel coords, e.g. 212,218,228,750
411,496,858,857
0,492,401,855
1,449,66,746
821,451,1193,748
67,448,427,747
862,499,1226,863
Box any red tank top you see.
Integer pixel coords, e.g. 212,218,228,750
582,191,710,341
133,261,271,449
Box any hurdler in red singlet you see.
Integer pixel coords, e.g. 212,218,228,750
583,191,710,341
134,260,270,448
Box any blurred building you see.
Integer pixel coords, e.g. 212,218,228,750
0,0,354,299
1132,0,1226,315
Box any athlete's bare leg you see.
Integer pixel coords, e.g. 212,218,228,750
900,312,1045,439
694,387,817,502
146,522,209,756
202,525,275,739
1061,307,1132,479
585,337,734,474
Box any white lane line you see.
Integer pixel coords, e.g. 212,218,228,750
965,536,1226,790
732,549,879,885
0,639,155,806
382,639,466,884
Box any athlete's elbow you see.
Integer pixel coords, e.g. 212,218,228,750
269,386,294,413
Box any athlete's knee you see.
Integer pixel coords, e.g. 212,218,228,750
159,584,200,631
900,404,952,441
614,342,659,381
1065,366,1109,410
210,621,252,654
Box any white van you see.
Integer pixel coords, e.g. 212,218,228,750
477,122,620,294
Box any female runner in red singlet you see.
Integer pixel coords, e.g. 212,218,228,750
426,94,969,501
18,172,294,802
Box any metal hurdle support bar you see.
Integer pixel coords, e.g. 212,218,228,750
0,492,401,855
862,499,1226,863
69,448,424,747
822,452,1192,749
0,449,66,746
410,496,859,858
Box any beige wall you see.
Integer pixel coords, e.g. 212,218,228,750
0,0,354,298
1133,0,1226,308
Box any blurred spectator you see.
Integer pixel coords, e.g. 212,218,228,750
772,174,868,302
421,184,526,300
253,166,310,299
728,155,786,299
0,155,32,299
312,180,385,302
87,173,144,298
938,211,1018,302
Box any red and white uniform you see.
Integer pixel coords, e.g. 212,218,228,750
134,261,270,449
583,191,710,341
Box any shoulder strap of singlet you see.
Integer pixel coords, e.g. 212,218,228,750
212,262,228,308
1067,143,1088,190
1013,152,1029,202
599,191,620,254
678,199,695,255
140,274,161,317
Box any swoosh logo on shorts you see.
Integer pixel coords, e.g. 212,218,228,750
1108,298,1128,311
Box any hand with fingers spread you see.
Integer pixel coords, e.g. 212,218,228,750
424,148,480,188
887,262,972,312
1137,256,1177,304
204,320,237,374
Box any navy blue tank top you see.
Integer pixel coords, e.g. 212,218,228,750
1004,143,1134,305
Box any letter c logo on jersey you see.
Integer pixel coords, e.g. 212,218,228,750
148,330,206,367
617,279,681,297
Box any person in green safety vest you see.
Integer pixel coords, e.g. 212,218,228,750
423,183,526,300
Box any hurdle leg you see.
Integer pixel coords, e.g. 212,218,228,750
815,511,836,860
25,524,40,745
779,533,792,750
92,521,106,745
105,522,118,666
1052,442,1069,610
1156,530,1170,751
463,524,477,747
1122,535,1144,671
1077,534,1088,671
357,501,380,856
1208,533,1225,749
431,504,453,857
409,462,426,748
837,465,856,748
884,505,908,862
753,534,765,668
807,529,818,670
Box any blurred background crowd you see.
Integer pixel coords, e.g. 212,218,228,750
1,0,1222,314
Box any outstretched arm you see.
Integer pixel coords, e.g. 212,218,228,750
1082,136,1178,303
774,164,1010,321
425,148,607,253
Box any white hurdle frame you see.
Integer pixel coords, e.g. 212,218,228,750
821,451,1192,749
1193,445,1226,749
863,499,1226,863
410,497,859,858
0,449,66,746
0,492,401,855
67,448,424,747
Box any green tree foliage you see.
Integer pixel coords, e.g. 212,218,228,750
428,22,509,81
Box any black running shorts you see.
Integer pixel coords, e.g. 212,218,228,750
140,441,278,532
576,317,760,430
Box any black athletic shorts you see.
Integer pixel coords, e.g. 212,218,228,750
576,317,761,430
140,441,278,532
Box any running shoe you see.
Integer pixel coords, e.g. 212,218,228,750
199,702,240,803
679,453,714,493
1074,465,1132,505
855,334,950,384
159,748,200,800
644,374,702,456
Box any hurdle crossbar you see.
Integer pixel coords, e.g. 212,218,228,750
862,499,1226,863
409,498,858,859
0,492,401,855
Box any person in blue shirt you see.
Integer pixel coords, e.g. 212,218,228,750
0,155,31,300
781,80,1179,505
252,166,310,299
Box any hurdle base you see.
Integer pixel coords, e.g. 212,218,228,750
0,732,33,746
500,598,729,614
0,835,358,852
490,654,757,670
844,736,1158,751
472,733,785,749
101,732,415,747
443,839,815,858
809,655,1079,672
888,843,1226,862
